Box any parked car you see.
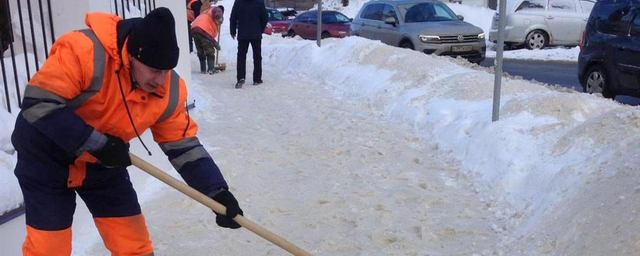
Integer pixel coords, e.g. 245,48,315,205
489,0,596,49
578,0,640,99
285,11,351,39
351,0,486,63
266,8,291,34
278,8,298,19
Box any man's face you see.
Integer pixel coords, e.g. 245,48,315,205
129,56,170,93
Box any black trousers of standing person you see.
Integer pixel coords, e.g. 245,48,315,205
237,39,262,83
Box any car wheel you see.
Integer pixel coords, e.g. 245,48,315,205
400,40,414,50
584,65,615,99
287,30,296,38
321,31,331,39
525,30,548,50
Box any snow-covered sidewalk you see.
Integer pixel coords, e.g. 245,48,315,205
81,60,498,255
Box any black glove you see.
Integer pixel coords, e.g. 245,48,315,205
211,189,243,229
91,134,131,168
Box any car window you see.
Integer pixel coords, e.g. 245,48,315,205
399,2,457,23
308,12,318,24
296,13,309,23
322,12,351,24
596,4,634,36
630,13,640,37
382,4,398,21
363,3,385,21
549,0,576,12
515,0,547,12
267,10,284,21
579,0,595,13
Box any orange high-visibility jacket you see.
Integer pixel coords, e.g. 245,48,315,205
17,12,228,192
191,7,223,43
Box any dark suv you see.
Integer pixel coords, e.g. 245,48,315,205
578,0,640,99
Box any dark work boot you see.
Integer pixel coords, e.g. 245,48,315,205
207,55,216,75
198,56,206,74
235,78,245,89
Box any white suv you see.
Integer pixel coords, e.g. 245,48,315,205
489,0,596,49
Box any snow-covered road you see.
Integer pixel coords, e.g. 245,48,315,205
82,61,499,255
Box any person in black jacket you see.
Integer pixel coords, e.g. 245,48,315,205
229,0,268,89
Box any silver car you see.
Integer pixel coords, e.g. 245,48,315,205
351,0,486,63
489,0,595,49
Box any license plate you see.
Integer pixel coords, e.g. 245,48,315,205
452,45,473,52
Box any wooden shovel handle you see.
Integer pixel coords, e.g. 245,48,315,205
129,153,314,256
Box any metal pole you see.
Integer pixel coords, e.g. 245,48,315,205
17,0,31,79
37,0,49,58
7,0,21,108
121,0,126,18
316,0,321,47
114,0,119,16
0,38,10,112
492,0,507,122
47,0,55,42
26,0,41,71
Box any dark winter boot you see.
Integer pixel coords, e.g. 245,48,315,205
235,78,245,89
206,55,217,75
198,56,207,74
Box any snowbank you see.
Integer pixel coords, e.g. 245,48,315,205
0,110,19,215
258,35,639,255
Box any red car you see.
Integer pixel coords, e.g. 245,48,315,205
264,8,291,35
285,11,351,40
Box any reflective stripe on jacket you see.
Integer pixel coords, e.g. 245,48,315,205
12,12,228,194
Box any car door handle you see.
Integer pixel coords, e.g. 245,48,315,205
546,16,554,19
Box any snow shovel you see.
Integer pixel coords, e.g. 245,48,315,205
130,153,314,256
214,23,226,71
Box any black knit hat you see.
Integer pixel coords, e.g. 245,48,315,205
128,7,179,70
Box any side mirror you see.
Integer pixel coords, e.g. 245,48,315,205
384,16,397,26
349,18,354,22
457,15,464,21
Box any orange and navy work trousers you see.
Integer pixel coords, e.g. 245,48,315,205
15,160,154,256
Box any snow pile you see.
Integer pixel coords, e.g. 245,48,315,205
0,53,35,215
259,35,640,255
486,46,581,62
0,110,19,214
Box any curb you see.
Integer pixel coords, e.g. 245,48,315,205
484,57,578,65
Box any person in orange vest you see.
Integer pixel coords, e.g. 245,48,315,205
191,6,224,74
11,7,243,256
187,0,212,52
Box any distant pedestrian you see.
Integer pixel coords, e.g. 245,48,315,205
191,6,224,74
229,0,268,89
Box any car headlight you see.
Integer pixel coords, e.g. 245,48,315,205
267,23,273,28
478,33,485,40
419,35,440,43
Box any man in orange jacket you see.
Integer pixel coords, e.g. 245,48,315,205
11,7,243,256
191,5,224,74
